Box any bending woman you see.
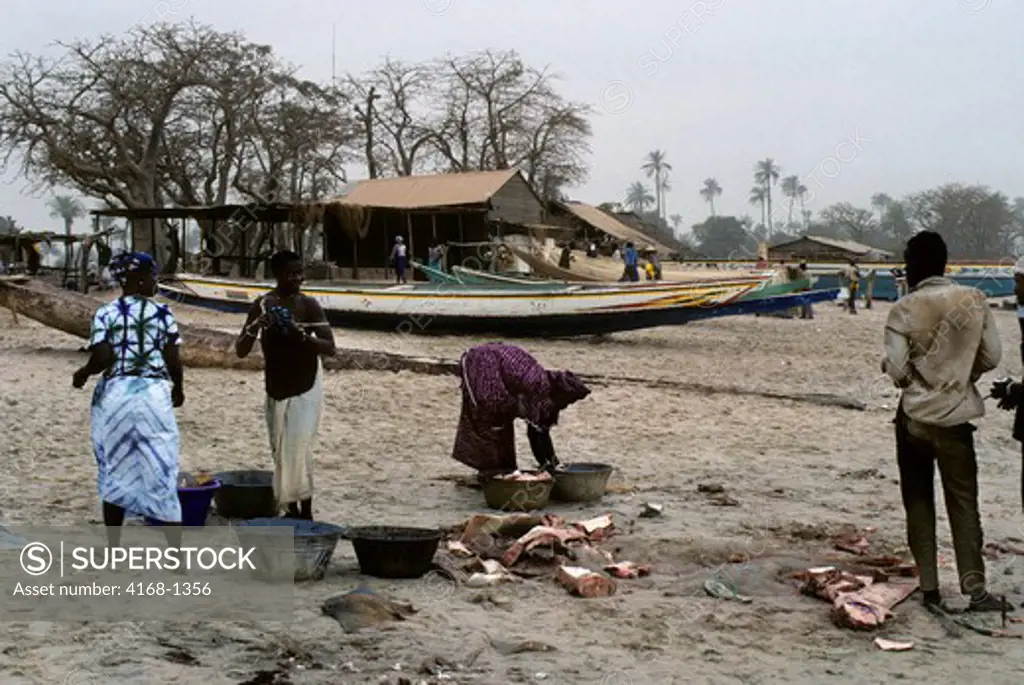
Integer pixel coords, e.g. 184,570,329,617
451,343,591,474
72,252,185,548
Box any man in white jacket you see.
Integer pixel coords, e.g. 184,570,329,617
882,230,1008,613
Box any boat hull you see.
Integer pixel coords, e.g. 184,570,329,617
159,274,838,337
812,272,1013,301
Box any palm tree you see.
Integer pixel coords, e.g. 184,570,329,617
47,195,86,277
641,150,672,220
749,186,767,230
624,182,656,213
48,195,85,237
669,214,683,232
658,175,672,220
753,159,781,238
781,175,802,227
699,178,723,217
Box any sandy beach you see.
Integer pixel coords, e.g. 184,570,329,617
3,296,1024,684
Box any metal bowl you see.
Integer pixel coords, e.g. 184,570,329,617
480,471,553,511
551,463,614,502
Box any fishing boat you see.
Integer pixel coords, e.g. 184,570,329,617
158,273,839,337
447,264,770,292
811,268,1014,301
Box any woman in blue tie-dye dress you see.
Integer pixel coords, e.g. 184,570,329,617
72,252,185,547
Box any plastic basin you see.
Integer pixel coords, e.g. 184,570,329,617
347,526,443,579
480,472,553,511
551,463,614,502
144,479,221,527
234,518,347,582
214,470,277,520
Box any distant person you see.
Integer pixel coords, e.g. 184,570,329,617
558,244,572,270
390,236,408,284
586,243,598,258
648,251,662,280
235,250,336,521
798,262,814,319
622,242,640,282
882,231,1008,613
892,267,908,298
865,268,877,309
845,259,860,314
428,243,444,272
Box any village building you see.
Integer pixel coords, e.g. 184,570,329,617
767,235,894,263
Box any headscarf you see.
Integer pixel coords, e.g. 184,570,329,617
108,251,157,284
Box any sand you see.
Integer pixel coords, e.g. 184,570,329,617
3,295,1024,684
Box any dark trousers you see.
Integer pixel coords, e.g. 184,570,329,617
800,302,814,319
895,410,986,595
847,285,858,313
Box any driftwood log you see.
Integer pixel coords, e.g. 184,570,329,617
0,279,459,376
0,279,867,411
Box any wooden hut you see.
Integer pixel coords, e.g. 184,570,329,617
321,168,553,279
552,201,675,255
768,235,893,263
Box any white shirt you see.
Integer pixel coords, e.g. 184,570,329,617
883,277,1001,427
393,243,407,258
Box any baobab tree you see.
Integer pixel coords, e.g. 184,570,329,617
699,177,722,217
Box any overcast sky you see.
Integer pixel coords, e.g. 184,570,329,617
2,0,1021,233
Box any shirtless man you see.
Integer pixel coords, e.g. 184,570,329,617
235,250,336,520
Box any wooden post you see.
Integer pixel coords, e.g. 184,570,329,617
406,211,414,261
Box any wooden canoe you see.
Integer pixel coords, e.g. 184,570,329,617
158,273,839,338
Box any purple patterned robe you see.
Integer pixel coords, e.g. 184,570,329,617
451,343,591,472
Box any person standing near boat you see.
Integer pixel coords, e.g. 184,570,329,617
235,251,336,521
390,236,408,284
882,230,1008,613
622,242,640,282
452,343,591,474
845,259,860,314
428,242,445,272
71,252,184,548
798,262,814,319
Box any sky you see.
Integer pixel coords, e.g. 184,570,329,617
1,0,1021,234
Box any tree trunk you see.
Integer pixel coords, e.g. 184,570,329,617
710,198,716,217
0,279,460,376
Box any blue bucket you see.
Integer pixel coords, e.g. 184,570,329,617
234,518,347,582
144,480,221,527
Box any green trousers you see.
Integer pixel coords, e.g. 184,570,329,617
895,409,987,595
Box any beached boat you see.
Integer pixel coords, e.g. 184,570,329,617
448,264,769,292
811,269,1013,301
158,273,839,337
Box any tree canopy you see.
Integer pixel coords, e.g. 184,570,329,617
0,21,593,213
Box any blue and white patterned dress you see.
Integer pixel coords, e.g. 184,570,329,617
89,295,182,523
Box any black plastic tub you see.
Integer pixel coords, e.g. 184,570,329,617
214,470,277,520
347,526,443,579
